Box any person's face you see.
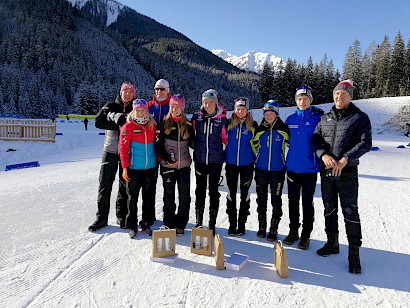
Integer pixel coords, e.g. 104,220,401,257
155,87,168,99
235,106,248,118
296,95,311,111
170,105,182,117
264,111,277,124
121,89,134,103
135,108,148,118
333,89,351,109
203,99,216,114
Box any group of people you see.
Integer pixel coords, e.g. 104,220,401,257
88,78,372,274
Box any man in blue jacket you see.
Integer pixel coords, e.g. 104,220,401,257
311,79,372,274
285,86,323,250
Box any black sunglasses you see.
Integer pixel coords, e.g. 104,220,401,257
155,88,166,91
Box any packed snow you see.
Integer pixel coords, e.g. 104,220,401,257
1,97,410,307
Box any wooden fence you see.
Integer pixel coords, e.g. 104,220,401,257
0,119,56,142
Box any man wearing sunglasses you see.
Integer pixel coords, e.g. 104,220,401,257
147,79,171,223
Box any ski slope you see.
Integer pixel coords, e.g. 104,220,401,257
1,97,410,307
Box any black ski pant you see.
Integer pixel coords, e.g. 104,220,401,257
194,163,222,221
255,168,286,219
125,168,156,230
160,166,191,229
96,151,128,223
287,171,317,237
225,163,254,220
320,166,362,246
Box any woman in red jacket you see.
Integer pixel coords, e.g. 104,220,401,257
119,99,157,238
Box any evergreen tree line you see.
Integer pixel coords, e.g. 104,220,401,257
258,32,410,108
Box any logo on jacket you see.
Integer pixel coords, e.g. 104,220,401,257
305,122,311,126
133,129,142,133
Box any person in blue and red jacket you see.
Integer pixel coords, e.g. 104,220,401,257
88,81,135,232
254,100,289,242
224,97,258,236
284,85,324,250
191,89,228,235
147,79,171,221
119,99,157,239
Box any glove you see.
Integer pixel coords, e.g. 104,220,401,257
122,167,131,182
107,112,122,124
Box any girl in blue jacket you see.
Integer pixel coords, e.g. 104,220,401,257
254,100,289,241
224,97,258,236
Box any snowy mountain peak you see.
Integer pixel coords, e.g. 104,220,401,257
67,0,124,27
211,49,285,74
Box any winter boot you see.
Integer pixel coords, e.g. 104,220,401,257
237,212,248,236
298,237,310,250
257,214,267,238
317,232,340,256
267,217,280,242
348,244,361,274
88,218,108,232
228,214,237,236
195,209,204,227
209,208,218,236
283,229,299,245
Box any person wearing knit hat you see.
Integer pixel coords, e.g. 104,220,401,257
155,93,195,235
295,85,313,105
224,97,258,235
89,80,135,232
283,85,324,250
120,98,157,238
191,88,228,234
147,79,172,225
147,79,171,124
253,99,289,241
170,94,186,110
311,79,372,274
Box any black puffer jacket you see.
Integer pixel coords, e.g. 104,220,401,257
311,103,372,167
95,96,133,154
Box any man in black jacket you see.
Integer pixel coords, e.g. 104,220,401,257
88,81,135,232
311,79,372,274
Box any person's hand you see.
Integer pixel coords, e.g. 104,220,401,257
332,157,348,177
122,167,131,182
322,154,337,169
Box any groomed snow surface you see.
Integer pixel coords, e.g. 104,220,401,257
1,97,410,307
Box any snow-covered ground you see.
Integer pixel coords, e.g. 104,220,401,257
1,97,410,307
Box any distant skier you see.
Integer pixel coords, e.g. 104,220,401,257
311,79,372,274
83,118,88,130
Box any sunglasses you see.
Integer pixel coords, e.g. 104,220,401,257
202,92,216,98
262,105,279,111
172,94,184,100
296,85,311,92
133,99,147,105
155,88,166,91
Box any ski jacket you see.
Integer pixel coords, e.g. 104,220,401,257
147,94,171,124
155,119,195,170
119,120,157,170
254,117,289,171
191,104,228,165
224,119,258,166
285,106,324,173
95,96,133,154
311,103,372,167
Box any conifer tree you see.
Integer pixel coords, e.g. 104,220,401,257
259,63,273,105
389,32,406,96
374,36,391,97
343,39,363,99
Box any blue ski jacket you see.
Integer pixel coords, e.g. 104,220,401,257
225,119,258,166
254,117,289,171
285,106,323,173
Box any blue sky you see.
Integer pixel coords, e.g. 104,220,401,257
122,0,410,71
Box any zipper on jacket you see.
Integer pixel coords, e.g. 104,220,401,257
205,118,210,165
144,127,148,170
236,123,242,166
177,123,181,169
268,127,273,171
